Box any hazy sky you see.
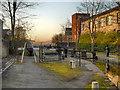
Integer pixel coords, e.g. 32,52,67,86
28,2,80,42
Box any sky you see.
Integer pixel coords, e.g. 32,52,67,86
27,2,81,42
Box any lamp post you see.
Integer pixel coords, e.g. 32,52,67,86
117,30,120,88
78,48,81,67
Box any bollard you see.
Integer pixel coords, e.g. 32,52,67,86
61,51,65,60
70,60,76,69
70,60,72,66
93,52,97,59
106,60,109,73
92,81,99,90
72,60,76,68
106,45,110,57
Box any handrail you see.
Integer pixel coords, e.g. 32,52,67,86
21,42,27,63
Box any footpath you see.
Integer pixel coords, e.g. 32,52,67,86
87,52,120,65
2,56,65,88
2,55,116,88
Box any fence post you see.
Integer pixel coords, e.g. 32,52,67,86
70,60,76,69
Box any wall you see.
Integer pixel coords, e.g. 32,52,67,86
0,20,2,58
0,19,9,58
0,19,2,90
64,28,72,42
81,10,120,34
2,40,9,58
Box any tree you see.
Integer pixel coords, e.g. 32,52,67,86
1,0,38,39
1,0,39,54
60,18,72,34
52,33,65,44
77,1,118,52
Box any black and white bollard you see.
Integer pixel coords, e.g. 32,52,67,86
106,45,110,57
106,60,109,73
70,60,76,69
61,51,65,60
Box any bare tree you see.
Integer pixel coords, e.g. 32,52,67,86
60,18,72,33
1,0,39,54
52,33,65,44
1,0,38,39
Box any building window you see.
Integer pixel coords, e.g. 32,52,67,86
95,21,98,28
83,24,86,30
106,16,113,25
117,13,120,23
69,32,72,35
77,16,81,18
100,18,105,27
99,20,101,28
89,22,90,29
68,38,72,42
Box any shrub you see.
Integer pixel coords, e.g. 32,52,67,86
78,31,118,52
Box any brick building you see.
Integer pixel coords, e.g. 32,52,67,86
72,13,90,42
72,6,120,42
64,28,72,42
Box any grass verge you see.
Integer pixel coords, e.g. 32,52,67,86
36,61,82,81
85,74,114,88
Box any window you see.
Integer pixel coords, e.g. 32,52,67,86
69,32,72,35
106,16,113,25
77,16,81,18
95,21,98,28
99,20,101,28
76,23,78,26
83,24,86,30
68,38,72,42
100,18,105,27
117,13,120,23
